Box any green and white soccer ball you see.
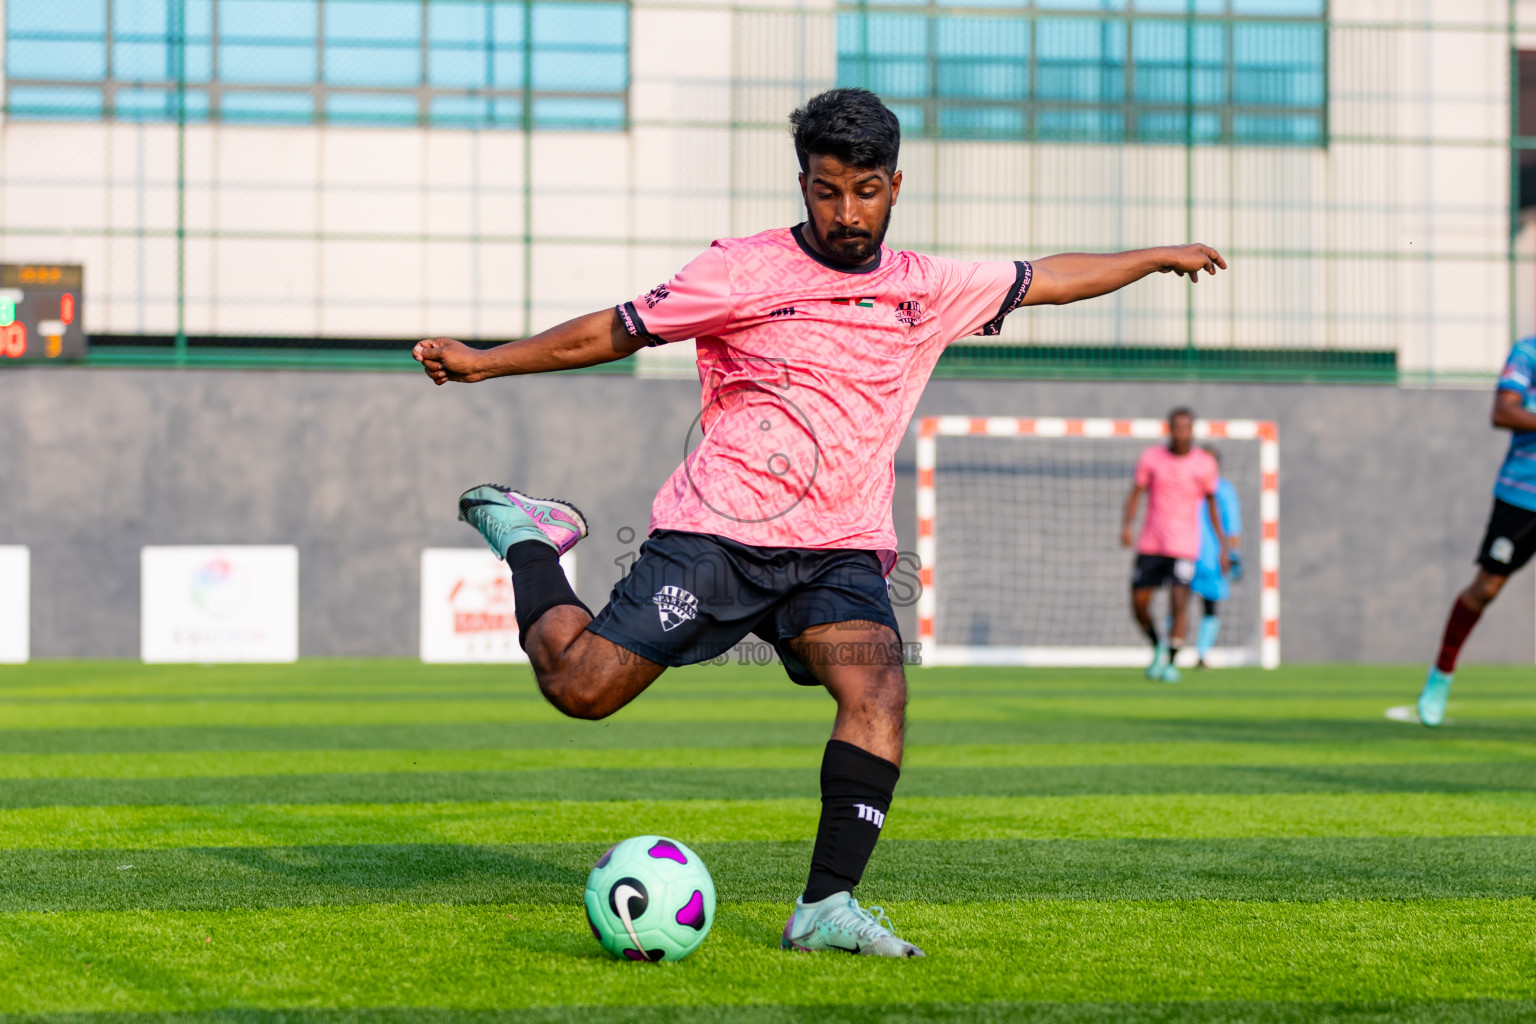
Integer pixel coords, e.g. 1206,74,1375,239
584,835,716,962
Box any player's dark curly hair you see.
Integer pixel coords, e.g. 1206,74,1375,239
789,88,901,175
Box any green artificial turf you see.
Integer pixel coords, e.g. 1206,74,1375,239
0,661,1533,1022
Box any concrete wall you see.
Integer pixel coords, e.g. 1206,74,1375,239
0,365,1528,664
907,378,1533,665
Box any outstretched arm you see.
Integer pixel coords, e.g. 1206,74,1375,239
1024,244,1226,307
414,308,645,385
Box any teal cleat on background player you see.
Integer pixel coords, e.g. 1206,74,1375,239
781,892,925,958
1196,614,1221,665
1417,666,1453,727
1160,662,1182,684
457,484,587,560
1145,644,1170,681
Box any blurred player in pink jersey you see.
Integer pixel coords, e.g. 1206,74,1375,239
414,89,1227,957
1120,408,1229,683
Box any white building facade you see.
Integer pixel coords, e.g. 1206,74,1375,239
0,0,1529,376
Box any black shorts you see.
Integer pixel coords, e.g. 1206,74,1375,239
588,529,901,686
1131,553,1195,591
1476,498,1536,576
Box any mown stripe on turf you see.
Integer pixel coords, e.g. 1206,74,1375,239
1,693,1532,730
0,696,827,730
0,722,836,754
0,661,536,697
8,713,1536,754
5,761,1536,808
3,660,1533,699
3,739,1531,780
0,900,1533,1011
4,837,1536,912
2,792,1535,850
3,1004,1536,1024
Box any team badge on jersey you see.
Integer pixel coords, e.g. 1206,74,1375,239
895,300,922,326
643,284,671,309
653,585,699,631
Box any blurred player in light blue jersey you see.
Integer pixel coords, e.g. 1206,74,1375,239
1417,337,1536,727
1189,445,1243,668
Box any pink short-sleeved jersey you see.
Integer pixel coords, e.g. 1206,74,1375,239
1133,444,1219,560
619,225,1031,569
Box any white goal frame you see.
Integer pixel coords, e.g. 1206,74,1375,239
915,416,1280,669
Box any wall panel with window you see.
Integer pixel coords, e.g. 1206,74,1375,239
836,0,1326,147
4,0,630,129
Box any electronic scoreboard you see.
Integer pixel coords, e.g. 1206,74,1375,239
0,264,86,361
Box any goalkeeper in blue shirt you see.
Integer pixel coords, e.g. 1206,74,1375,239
1189,445,1243,668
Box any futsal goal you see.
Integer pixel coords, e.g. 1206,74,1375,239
915,416,1279,669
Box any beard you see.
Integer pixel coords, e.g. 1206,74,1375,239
805,207,891,268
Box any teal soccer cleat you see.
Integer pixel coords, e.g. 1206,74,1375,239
1145,644,1170,681
1417,666,1453,728
457,484,587,560
1159,661,1182,684
781,892,925,958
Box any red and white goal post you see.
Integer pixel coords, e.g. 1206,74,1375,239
914,416,1280,669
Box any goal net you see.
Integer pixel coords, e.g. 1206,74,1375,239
915,416,1279,669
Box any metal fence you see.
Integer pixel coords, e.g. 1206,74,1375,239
0,0,1527,382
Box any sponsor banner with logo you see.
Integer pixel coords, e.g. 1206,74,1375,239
419,548,577,663
0,546,29,663
141,546,299,663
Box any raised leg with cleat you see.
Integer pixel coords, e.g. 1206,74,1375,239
457,484,587,558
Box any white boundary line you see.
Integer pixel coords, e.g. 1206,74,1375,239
915,417,1280,670
921,645,1264,668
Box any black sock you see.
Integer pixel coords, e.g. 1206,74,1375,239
506,540,590,645
1169,643,1182,661
802,739,900,904
1141,621,1161,647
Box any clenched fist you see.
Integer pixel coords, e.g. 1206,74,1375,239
413,337,486,385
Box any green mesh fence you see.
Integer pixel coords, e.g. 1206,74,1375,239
0,2,1525,382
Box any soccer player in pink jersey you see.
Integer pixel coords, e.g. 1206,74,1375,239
1120,408,1229,683
414,89,1227,958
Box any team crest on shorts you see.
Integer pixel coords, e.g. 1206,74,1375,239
653,586,699,631
1491,537,1515,564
